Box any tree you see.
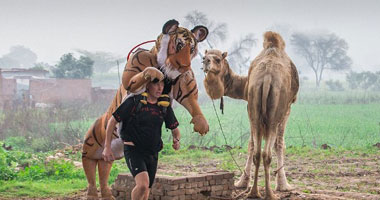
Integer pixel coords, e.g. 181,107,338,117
291,32,352,87
325,80,344,91
52,53,94,79
76,49,124,73
346,70,379,90
184,10,228,59
32,62,52,70
0,45,38,68
183,10,256,75
227,34,257,74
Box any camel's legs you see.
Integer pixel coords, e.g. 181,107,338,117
98,159,115,200
275,110,293,191
247,121,263,199
235,134,254,189
263,127,279,200
82,157,99,199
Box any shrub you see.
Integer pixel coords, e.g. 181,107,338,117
0,147,18,180
325,80,345,91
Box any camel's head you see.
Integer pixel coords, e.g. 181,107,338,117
155,19,208,79
202,49,228,99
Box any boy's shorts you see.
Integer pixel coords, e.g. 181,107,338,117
124,145,158,188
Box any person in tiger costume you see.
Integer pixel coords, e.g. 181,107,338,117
82,19,209,199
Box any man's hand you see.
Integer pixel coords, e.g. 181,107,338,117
102,147,115,162
172,138,180,150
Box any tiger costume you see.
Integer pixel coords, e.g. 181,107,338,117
82,19,209,199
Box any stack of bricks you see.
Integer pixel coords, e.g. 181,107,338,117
112,171,235,200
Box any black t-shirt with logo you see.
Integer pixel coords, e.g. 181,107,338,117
113,95,179,155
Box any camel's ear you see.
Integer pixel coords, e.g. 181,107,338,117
205,50,208,54
222,52,228,59
162,19,179,34
192,25,209,42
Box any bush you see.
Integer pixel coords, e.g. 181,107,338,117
0,146,18,180
0,104,97,152
4,137,29,151
17,160,84,181
325,80,345,91
346,70,379,90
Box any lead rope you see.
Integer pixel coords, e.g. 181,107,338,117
127,40,156,61
203,72,246,200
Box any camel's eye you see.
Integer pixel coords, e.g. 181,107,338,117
215,58,221,64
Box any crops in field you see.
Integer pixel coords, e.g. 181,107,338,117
167,94,380,149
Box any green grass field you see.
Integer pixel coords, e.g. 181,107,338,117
1,90,380,198
167,100,380,149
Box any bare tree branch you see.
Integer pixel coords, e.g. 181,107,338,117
291,32,352,87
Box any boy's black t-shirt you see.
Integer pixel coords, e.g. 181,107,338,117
112,95,179,155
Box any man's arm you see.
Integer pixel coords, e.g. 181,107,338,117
102,116,118,162
171,128,181,150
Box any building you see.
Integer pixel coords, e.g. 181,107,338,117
0,68,98,109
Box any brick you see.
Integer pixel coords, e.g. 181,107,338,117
200,186,210,192
179,183,185,189
215,178,223,185
189,175,205,182
196,194,207,200
117,173,129,179
167,189,186,196
179,195,185,200
185,194,192,200
212,174,225,180
197,181,204,187
185,188,197,195
168,177,187,184
222,179,228,184
151,187,164,195
206,175,213,180
209,180,216,185
211,185,224,191
162,196,178,200
112,184,128,192
191,182,198,188
164,184,179,191
185,183,192,189
223,172,234,179
222,190,232,196
152,195,161,200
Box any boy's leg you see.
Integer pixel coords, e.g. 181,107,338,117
132,172,150,200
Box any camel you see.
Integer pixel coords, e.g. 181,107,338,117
202,31,299,199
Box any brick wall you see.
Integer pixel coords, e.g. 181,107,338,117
29,79,92,104
91,87,117,105
0,75,17,108
112,171,235,200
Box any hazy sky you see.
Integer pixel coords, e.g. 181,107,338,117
1,0,379,71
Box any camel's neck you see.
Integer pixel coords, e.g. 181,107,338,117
222,63,248,101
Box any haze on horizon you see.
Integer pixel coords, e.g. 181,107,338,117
0,0,379,72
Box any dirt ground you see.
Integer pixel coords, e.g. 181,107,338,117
156,150,380,200
25,147,380,200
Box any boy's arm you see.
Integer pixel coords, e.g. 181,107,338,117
171,128,180,150
102,116,117,162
